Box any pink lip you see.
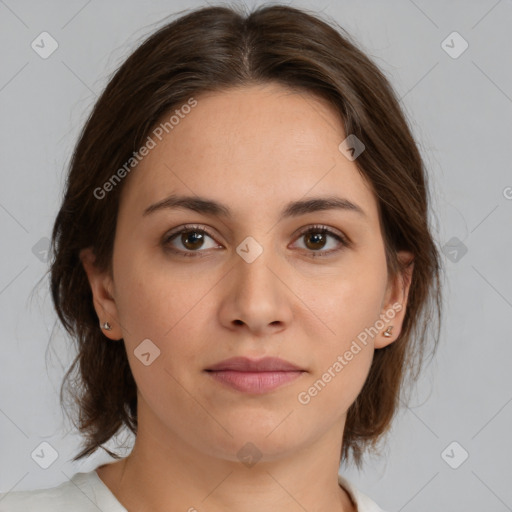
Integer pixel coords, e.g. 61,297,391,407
205,357,306,394
206,356,303,372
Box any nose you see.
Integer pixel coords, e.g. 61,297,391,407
218,246,293,336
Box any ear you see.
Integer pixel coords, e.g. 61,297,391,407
375,250,414,349
79,247,122,340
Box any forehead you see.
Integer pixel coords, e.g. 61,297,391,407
118,83,378,224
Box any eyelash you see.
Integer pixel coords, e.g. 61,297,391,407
163,224,351,259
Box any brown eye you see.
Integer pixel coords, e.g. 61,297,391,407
163,225,220,257
304,231,328,250
294,225,350,258
180,230,206,250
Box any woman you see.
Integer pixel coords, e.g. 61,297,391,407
0,3,442,511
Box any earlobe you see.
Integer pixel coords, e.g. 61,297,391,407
375,250,414,349
79,247,121,340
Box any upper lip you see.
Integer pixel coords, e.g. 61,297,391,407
206,356,304,372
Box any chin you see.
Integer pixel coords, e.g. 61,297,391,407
204,421,309,462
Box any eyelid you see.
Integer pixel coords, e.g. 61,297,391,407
163,223,222,252
291,224,352,257
164,223,218,241
293,224,351,245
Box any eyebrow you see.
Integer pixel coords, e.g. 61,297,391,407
143,194,366,221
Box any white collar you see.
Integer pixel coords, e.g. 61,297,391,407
338,474,387,512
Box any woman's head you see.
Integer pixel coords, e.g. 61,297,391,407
50,3,442,467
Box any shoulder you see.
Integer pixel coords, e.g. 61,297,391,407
338,474,388,512
0,477,88,511
0,470,117,512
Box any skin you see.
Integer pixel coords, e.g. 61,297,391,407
81,82,413,512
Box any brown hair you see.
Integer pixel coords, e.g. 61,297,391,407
47,2,443,467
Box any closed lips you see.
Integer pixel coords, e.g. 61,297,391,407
204,357,306,394
205,356,305,372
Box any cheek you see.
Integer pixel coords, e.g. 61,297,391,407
296,253,387,407
112,250,219,396
112,256,207,416
295,280,382,421
113,246,214,339
311,251,388,343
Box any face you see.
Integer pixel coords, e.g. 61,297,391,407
81,83,413,463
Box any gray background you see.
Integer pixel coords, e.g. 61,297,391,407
1,0,511,510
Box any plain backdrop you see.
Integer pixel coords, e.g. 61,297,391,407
1,1,511,511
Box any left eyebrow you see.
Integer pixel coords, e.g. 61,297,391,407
142,194,367,221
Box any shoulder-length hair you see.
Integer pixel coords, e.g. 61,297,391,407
48,3,443,467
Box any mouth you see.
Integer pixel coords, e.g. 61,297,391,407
204,357,306,394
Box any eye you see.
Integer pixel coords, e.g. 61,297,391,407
292,225,350,258
163,223,351,259
163,224,221,257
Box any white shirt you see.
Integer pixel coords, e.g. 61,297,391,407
0,469,386,511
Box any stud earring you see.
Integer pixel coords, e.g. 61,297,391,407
382,326,393,337
102,321,112,331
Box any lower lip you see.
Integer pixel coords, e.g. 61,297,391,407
206,370,304,394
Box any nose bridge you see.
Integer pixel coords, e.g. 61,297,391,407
214,215,300,335
225,232,290,327
234,233,279,296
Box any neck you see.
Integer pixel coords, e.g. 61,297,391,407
96,404,356,512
